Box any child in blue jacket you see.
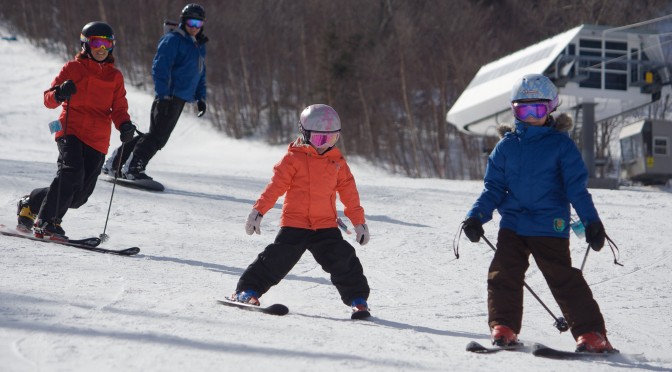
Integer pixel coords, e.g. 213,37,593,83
462,74,615,353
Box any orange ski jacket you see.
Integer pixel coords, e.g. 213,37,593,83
44,57,131,154
253,139,366,230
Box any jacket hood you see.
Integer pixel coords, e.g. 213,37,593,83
289,137,341,157
496,113,573,138
177,24,209,45
289,136,311,150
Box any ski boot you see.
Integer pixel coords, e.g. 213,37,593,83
16,195,36,232
491,325,519,347
33,218,68,241
123,156,152,180
101,157,120,177
350,297,371,319
576,331,615,353
230,290,260,306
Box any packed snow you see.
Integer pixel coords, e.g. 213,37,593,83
1,30,671,372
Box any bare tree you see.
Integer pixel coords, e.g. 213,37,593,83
1,0,669,179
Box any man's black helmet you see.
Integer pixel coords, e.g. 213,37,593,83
181,4,205,20
81,21,114,39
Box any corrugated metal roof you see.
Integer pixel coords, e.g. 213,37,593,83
447,26,583,134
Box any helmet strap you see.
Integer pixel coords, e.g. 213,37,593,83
81,43,91,57
298,123,310,143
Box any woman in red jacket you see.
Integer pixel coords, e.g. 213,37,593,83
229,104,372,319
16,21,136,239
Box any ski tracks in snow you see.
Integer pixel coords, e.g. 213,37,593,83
10,337,38,370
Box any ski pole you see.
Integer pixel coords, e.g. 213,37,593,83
337,217,352,235
580,243,591,272
100,143,125,242
481,235,570,333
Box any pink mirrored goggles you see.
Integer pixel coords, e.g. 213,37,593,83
309,131,340,148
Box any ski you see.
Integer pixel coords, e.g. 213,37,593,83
0,224,140,256
1,224,101,246
103,176,165,192
467,340,619,359
532,343,619,360
466,341,526,354
64,236,102,246
218,298,289,316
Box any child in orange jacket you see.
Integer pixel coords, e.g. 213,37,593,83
230,104,372,318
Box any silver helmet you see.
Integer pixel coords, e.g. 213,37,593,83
298,104,341,152
511,73,559,110
299,104,341,132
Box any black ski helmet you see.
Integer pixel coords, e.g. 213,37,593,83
80,21,115,55
181,3,205,21
81,21,114,40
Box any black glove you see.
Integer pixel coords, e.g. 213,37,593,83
55,80,77,102
119,122,136,143
462,217,484,243
155,96,173,116
585,221,606,251
197,99,206,117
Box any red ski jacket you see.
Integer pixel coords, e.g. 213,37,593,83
253,139,366,230
44,56,131,154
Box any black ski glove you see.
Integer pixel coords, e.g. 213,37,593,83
197,99,206,117
462,217,484,243
55,80,77,102
119,122,136,143
585,221,606,251
155,96,173,116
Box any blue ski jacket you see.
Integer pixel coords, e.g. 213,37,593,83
152,27,206,102
466,115,600,238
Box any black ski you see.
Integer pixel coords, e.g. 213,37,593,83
532,343,619,359
218,298,289,316
0,224,140,256
103,176,165,192
466,341,526,354
66,237,102,246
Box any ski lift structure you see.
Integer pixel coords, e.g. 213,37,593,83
619,118,672,184
446,23,672,187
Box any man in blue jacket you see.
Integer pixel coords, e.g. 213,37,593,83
461,74,615,353
104,3,208,180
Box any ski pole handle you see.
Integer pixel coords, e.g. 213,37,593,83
337,218,352,235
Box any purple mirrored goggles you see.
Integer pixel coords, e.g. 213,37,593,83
512,101,553,120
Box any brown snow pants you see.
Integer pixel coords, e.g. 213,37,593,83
487,228,606,339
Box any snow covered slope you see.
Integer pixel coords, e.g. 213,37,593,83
1,30,671,372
